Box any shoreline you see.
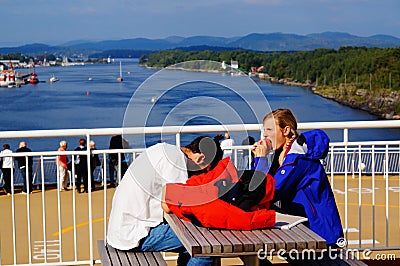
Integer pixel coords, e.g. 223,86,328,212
142,64,400,120
256,73,400,120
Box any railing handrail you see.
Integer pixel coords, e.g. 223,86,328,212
0,120,399,139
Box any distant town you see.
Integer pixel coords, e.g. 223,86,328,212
0,56,110,69
0,56,112,88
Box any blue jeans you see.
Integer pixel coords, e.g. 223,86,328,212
20,167,33,193
132,223,214,266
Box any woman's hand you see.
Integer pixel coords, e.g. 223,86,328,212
252,139,272,157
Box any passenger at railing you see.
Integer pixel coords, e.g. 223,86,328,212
56,140,70,191
89,140,101,191
108,135,129,188
252,108,343,246
16,141,33,194
220,131,235,159
74,138,88,193
107,136,222,266
1,144,13,195
240,135,256,170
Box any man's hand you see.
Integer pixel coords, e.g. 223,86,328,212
161,186,171,213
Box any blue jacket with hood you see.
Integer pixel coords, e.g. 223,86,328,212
253,129,343,245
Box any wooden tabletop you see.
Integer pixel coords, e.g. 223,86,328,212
164,213,327,258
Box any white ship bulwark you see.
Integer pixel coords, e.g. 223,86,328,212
0,69,16,87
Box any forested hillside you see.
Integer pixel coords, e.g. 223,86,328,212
140,47,400,118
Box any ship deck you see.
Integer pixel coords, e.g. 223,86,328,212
1,174,399,265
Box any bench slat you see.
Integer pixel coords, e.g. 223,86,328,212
251,230,275,251
196,226,223,254
232,231,255,252
261,229,286,250
241,230,264,251
220,230,243,252
97,240,166,266
106,243,121,265
182,219,212,254
135,252,149,265
296,224,327,249
164,213,201,256
278,228,307,251
125,252,140,266
270,229,296,251
290,226,317,250
97,240,112,266
117,249,133,265
208,230,233,254
143,252,158,266
151,252,168,266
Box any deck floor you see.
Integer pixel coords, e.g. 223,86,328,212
0,174,399,265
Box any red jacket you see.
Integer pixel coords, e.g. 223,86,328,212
57,147,68,169
165,158,276,230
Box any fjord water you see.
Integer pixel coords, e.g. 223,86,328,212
0,59,398,151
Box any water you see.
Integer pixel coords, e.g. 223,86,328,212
0,58,398,152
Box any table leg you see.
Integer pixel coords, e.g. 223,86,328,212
241,255,260,266
212,257,221,266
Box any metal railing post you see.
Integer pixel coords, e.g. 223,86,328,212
176,133,181,147
86,133,94,266
358,145,362,248
385,145,389,247
372,145,376,248
40,156,48,263
25,157,32,264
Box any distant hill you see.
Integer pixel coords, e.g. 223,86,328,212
1,32,400,56
0,43,57,55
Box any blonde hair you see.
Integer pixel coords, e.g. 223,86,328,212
59,140,67,147
263,109,298,139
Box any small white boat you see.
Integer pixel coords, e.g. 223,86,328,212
49,75,59,83
7,81,17,88
88,77,93,81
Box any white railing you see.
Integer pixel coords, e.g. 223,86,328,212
0,120,399,265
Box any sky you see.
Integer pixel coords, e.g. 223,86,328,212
2,0,400,47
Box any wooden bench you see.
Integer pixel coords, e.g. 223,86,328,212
164,213,367,266
97,240,167,266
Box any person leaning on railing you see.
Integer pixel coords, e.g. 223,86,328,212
252,108,344,246
16,141,33,194
89,140,101,190
1,144,13,195
56,140,70,191
108,135,129,187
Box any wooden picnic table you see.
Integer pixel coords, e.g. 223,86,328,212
164,213,327,265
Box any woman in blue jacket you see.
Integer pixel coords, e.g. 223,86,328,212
252,109,343,246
